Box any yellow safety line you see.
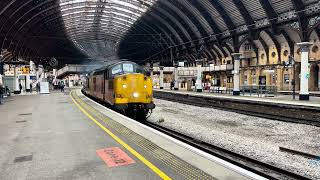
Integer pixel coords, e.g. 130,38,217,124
70,90,172,180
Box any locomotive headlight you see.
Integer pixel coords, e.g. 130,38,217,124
122,84,127,88
144,85,147,89
133,92,139,98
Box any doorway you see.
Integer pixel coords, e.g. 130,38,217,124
259,76,266,86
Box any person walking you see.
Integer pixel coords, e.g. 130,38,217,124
30,83,33,93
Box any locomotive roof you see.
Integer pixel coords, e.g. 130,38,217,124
90,61,138,75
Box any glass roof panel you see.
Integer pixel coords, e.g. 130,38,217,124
59,0,157,59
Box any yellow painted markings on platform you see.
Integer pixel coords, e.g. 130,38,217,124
70,91,172,180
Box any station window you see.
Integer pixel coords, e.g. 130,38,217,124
284,74,290,84
244,75,248,85
244,43,252,51
253,75,257,85
227,76,233,83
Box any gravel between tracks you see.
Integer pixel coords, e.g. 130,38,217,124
148,98,320,179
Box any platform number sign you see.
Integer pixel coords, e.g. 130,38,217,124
19,66,30,74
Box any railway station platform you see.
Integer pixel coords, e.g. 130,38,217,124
0,88,262,180
153,89,320,125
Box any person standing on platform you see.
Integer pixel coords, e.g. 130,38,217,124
60,82,65,92
170,80,174,90
19,83,22,93
30,83,33,93
36,82,40,93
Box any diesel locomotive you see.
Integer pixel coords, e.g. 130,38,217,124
83,61,155,120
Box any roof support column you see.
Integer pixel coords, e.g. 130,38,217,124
232,53,242,96
13,66,20,94
196,61,203,92
174,64,179,90
297,42,313,101
160,66,164,89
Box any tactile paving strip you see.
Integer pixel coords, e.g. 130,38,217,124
71,91,216,180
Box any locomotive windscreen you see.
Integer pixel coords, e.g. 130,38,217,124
111,62,145,75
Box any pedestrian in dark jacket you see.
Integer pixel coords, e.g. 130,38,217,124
170,81,174,90
60,82,65,92
36,83,40,93
19,83,22,93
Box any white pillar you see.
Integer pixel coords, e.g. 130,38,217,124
174,65,179,90
160,66,164,89
232,53,242,96
30,61,35,74
68,76,72,87
196,64,203,92
14,66,20,94
297,42,313,100
0,74,3,85
26,75,31,92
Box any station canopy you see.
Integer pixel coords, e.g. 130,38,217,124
0,0,319,66
58,0,156,61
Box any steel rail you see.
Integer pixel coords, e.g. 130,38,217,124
144,121,311,180
81,88,311,180
153,92,320,127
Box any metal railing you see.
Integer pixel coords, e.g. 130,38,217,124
209,86,233,94
240,85,277,97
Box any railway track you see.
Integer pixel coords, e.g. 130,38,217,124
153,91,320,127
82,90,311,179
144,121,311,180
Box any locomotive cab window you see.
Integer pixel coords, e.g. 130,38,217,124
123,63,134,72
110,62,146,76
112,64,122,75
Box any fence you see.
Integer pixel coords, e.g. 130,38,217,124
240,85,277,97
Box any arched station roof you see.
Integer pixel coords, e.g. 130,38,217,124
0,0,319,66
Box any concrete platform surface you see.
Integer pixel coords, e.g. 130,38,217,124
0,90,259,180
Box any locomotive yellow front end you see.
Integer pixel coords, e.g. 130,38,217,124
113,73,155,118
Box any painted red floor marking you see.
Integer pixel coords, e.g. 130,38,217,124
96,147,135,167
